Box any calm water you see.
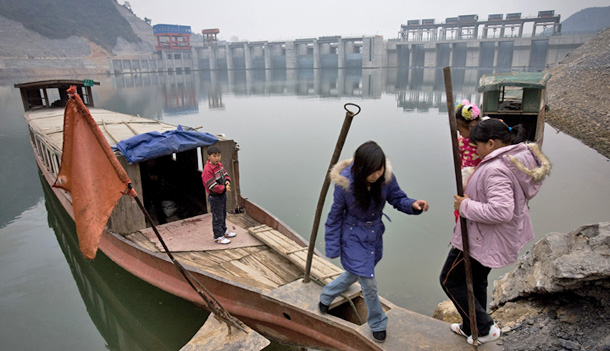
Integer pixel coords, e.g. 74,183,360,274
1,68,609,350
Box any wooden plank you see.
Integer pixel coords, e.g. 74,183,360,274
219,261,277,291
180,313,269,351
253,229,341,280
174,247,301,292
227,260,279,288
239,251,301,286
238,255,286,286
174,253,239,279
249,225,344,285
125,232,159,252
186,251,228,265
226,213,259,229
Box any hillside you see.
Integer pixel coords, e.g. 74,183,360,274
0,0,155,58
545,27,610,159
560,6,610,33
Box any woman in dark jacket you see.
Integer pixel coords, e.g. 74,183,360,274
318,141,429,343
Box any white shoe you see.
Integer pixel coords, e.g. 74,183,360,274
450,323,469,337
224,231,237,238
215,237,231,244
467,323,501,345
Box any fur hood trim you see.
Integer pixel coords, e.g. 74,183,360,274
508,143,552,182
329,158,393,191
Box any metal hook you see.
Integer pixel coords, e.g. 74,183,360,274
344,103,361,116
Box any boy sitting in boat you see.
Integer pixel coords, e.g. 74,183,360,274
202,145,237,244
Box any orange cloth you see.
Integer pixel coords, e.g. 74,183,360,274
53,86,136,259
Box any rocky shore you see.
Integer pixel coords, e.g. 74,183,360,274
545,27,610,160
491,222,610,351
434,223,610,350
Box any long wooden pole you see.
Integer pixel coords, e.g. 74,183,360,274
443,67,479,348
303,103,360,283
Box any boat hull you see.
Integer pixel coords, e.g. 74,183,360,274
34,147,380,351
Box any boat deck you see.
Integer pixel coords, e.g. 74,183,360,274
270,279,503,350
124,213,503,350
125,212,306,293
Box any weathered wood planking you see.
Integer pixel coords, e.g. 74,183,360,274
248,225,344,285
125,215,303,293
125,232,159,252
227,212,259,228
179,313,269,351
173,247,302,292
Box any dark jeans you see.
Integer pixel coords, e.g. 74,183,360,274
208,193,227,239
439,247,494,336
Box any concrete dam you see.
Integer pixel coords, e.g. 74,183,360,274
111,10,597,75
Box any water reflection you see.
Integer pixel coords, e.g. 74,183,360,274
111,67,503,116
40,171,208,351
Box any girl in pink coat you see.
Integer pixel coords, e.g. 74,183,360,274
440,118,551,345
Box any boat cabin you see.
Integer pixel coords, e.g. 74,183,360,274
478,71,551,144
15,79,98,112
15,80,240,234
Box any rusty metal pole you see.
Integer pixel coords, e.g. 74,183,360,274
303,103,360,283
443,67,479,348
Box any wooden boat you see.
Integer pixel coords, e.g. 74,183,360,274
16,79,502,351
478,71,551,145
40,170,208,351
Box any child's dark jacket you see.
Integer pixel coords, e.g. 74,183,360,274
202,160,231,195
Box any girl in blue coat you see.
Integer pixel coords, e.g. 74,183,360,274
319,141,429,343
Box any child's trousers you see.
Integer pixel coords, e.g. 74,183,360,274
208,193,227,239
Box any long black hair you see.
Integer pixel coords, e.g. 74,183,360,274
352,141,385,211
469,118,526,145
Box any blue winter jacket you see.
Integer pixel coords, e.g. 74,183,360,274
324,159,422,278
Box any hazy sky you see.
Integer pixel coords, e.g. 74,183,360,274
124,0,609,42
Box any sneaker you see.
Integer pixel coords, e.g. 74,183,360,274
224,231,237,238
318,302,329,314
467,323,501,345
215,237,231,244
450,323,469,337
372,330,386,343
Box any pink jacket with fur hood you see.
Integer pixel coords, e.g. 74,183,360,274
452,143,551,268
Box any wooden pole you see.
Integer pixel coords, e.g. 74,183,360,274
303,103,360,283
443,67,479,348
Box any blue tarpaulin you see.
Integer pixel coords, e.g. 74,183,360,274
114,125,218,164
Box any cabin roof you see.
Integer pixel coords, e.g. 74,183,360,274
18,79,227,160
478,72,551,92
14,79,100,89
26,107,181,150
